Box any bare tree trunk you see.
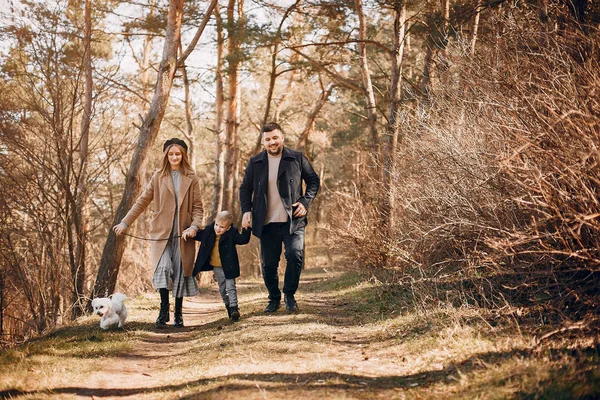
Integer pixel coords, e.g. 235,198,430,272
141,0,156,103
231,65,243,224
353,0,379,154
273,52,299,122
212,3,226,219
420,45,434,97
296,82,335,151
72,0,92,319
439,0,451,86
180,44,196,167
0,276,3,336
382,3,406,235
91,0,187,300
471,0,482,54
261,42,278,126
223,0,240,212
443,0,450,32
124,0,157,252
538,0,549,23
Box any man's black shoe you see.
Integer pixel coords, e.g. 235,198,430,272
284,295,298,312
263,300,281,313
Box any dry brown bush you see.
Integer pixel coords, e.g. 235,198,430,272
328,10,600,321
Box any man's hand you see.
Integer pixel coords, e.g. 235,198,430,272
242,212,253,228
181,227,197,241
292,202,307,217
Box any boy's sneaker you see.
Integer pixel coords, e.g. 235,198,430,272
229,306,240,321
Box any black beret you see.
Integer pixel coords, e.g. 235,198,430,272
163,138,188,152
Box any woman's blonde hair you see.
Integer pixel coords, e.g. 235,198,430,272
160,144,193,176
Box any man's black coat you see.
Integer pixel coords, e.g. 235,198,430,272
239,146,320,239
192,222,251,279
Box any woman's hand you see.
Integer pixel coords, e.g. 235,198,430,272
113,222,128,236
182,227,197,241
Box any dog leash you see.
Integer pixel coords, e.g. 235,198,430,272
122,232,182,241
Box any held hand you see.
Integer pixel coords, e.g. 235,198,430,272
292,202,307,218
242,212,252,229
181,227,197,241
113,223,127,236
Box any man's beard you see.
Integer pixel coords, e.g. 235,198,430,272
267,146,282,156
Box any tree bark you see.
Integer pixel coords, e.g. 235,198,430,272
471,0,482,54
211,3,226,219
141,0,156,103
180,44,196,168
296,82,335,151
353,0,379,155
223,0,241,212
91,0,187,300
382,3,406,235
273,51,299,122
72,0,92,319
420,45,433,97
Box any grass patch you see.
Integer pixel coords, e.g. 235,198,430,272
1,268,598,399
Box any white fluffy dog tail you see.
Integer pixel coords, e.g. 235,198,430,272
111,292,127,302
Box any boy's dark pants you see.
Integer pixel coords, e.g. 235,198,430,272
260,222,305,301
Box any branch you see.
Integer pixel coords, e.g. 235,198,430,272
177,0,219,67
288,40,391,55
289,47,362,92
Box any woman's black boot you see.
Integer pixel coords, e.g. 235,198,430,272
156,288,170,329
174,297,184,328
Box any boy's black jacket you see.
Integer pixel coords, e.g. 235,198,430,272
192,222,251,279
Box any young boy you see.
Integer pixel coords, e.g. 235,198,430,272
192,211,251,321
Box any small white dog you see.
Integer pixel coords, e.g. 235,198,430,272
91,292,128,330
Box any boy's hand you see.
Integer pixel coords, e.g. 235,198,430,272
242,212,252,228
181,227,197,241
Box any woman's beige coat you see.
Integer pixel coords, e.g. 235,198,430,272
121,168,204,277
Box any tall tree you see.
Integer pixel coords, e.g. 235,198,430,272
354,0,379,154
91,0,217,299
381,1,407,234
212,3,226,219
222,0,244,212
72,0,93,319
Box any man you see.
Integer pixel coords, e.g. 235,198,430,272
240,122,320,312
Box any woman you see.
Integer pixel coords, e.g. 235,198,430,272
113,138,204,328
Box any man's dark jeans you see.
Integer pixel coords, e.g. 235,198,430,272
260,222,305,301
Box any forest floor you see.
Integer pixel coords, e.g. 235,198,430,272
1,267,599,399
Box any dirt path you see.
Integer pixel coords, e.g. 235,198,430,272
5,267,591,399
57,268,442,399
74,289,230,399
